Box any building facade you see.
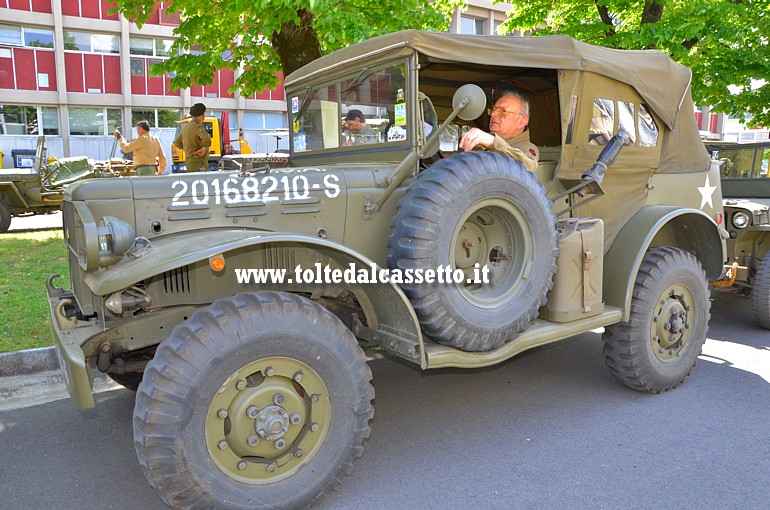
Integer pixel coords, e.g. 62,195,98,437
0,0,287,169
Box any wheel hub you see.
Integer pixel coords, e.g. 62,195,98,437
651,287,694,361
205,357,330,484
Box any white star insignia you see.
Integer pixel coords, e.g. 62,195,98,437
697,174,717,210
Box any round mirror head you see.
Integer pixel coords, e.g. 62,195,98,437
453,84,487,121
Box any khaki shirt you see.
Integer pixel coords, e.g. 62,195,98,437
174,118,212,159
492,130,539,172
119,133,167,171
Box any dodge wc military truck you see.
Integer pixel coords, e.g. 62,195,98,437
47,31,726,509
707,141,770,329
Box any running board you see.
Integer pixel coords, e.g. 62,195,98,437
423,306,623,369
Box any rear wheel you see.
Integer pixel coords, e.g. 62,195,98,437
751,254,770,329
603,247,710,393
134,291,374,509
0,200,12,233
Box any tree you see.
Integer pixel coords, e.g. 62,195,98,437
499,0,770,127
116,0,457,97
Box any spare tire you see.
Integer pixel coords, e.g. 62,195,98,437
387,151,558,352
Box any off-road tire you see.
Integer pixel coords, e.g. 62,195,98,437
0,200,12,233
106,372,142,391
603,247,710,393
387,151,558,352
133,291,374,510
751,255,770,329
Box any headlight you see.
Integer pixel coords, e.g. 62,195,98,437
97,216,136,267
731,211,750,229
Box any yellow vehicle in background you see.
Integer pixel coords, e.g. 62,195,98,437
170,113,252,172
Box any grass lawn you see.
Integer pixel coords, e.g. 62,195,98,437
0,230,69,353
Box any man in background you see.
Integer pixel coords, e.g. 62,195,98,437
174,103,212,172
114,120,167,176
342,109,376,145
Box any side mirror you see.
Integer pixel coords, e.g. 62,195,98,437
452,84,487,121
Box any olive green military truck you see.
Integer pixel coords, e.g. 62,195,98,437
707,141,770,329
0,136,133,232
47,31,726,509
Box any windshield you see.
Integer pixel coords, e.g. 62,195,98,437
289,61,408,153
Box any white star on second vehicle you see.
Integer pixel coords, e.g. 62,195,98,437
697,174,717,209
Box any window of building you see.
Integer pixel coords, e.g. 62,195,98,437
156,39,173,57
130,58,145,76
243,113,288,130
63,31,119,53
130,37,174,57
69,107,122,135
131,108,180,128
460,17,485,35
0,104,59,135
0,25,54,48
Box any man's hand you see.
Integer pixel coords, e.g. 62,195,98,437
113,130,121,138
194,148,209,157
459,128,495,151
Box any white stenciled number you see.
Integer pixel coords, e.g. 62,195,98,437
261,175,278,201
191,179,209,205
293,175,310,199
242,176,260,202
222,177,241,204
171,180,189,206
323,174,341,198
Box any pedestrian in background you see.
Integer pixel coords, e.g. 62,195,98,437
174,103,212,172
114,120,167,176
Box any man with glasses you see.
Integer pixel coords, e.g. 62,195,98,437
459,90,539,172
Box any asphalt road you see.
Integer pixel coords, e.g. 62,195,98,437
0,292,768,510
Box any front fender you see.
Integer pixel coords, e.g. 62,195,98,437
84,229,425,365
604,206,725,321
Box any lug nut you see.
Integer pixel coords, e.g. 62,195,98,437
273,393,285,405
218,440,228,450
293,371,303,382
310,422,319,432
265,367,275,377
237,460,247,471
247,434,260,447
246,405,259,419
267,462,277,473
217,409,228,420
294,449,303,458
235,380,246,391
274,438,286,449
310,394,320,404
289,412,301,425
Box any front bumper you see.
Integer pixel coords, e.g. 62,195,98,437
46,275,101,410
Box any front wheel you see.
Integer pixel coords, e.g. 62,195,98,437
602,247,710,393
751,254,770,330
0,200,12,233
133,291,374,510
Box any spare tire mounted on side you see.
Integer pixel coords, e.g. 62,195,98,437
387,151,558,352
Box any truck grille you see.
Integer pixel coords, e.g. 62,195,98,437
163,266,191,294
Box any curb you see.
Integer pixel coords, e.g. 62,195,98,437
0,346,60,377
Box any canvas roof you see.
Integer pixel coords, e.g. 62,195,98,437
286,30,693,131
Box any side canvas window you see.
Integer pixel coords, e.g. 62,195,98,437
589,98,658,148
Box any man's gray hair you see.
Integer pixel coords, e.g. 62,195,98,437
498,90,530,117
136,120,151,132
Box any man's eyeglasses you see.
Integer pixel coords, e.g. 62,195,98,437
488,106,524,118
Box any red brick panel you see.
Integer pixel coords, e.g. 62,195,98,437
165,75,179,96
64,52,84,92
0,54,15,89
35,49,56,91
145,2,160,24
101,0,118,20
81,0,100,18
220,68,234,99
272,73,284,100
61,0,80,16
8,0,30,11
131,70,146,95
103,54,120,93
13,48,36,90
190,85,203,97
83,53,103,92
31,0,52,13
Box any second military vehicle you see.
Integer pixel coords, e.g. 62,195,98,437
47,31,726,509
708,141,770,329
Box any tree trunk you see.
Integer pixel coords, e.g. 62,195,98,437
271,9,323,78
594,1,616,37
641,1,664,24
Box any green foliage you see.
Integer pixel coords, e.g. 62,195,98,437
0,232,69,353
500,0,770,127
116,0,458,97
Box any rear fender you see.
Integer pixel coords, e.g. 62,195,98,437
604,206,725,320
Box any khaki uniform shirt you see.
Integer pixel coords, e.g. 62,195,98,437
119,133,167,172
174,118,212,159
492,129,539,172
